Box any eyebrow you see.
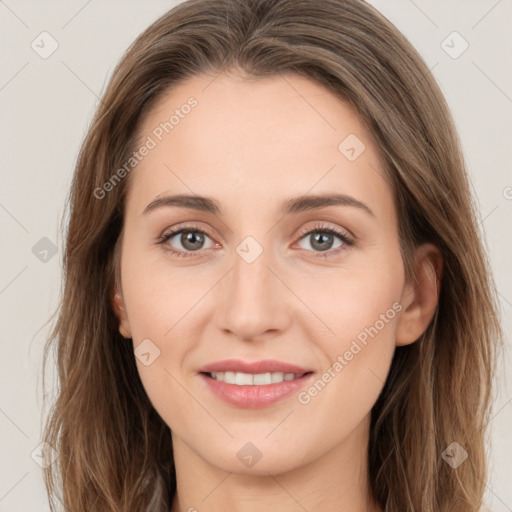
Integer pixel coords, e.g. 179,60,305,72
142,193,375,217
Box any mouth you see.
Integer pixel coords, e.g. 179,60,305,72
198,363,316,408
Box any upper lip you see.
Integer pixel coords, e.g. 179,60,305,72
198,359,314,375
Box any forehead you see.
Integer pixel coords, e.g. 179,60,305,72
127,71,394,220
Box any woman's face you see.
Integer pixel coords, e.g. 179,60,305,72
113,71,418,475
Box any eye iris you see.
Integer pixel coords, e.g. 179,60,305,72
181,231,204,251
311,232,333,252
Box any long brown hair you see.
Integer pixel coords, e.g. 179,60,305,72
42,0,503,510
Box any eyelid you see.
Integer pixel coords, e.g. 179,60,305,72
158,221,212,238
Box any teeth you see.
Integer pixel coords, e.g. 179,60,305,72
210,371,302,385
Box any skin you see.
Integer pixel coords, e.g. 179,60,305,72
112,70,442,512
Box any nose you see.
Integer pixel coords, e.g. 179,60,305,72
213,242,291,342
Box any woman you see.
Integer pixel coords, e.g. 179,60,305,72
42,0,502,510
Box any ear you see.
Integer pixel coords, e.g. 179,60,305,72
111,286,132,339
396,243,443,347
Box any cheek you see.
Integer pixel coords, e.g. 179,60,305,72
119,246,217,423
292,247,404,350
122,271,200,430
292,247,404,410
120,241,210,339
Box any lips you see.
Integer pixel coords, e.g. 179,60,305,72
198,359,315,408
198,359,313,375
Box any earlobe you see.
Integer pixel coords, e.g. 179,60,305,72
396,243,443,347
111,288,132,339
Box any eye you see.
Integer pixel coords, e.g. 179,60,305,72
294,222,354,259
157,223,216,258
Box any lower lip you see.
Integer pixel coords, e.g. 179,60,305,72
199,372,315,409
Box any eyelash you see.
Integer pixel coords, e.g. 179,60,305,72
156,222,355,260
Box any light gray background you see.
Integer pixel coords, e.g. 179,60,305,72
1,1,511,510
